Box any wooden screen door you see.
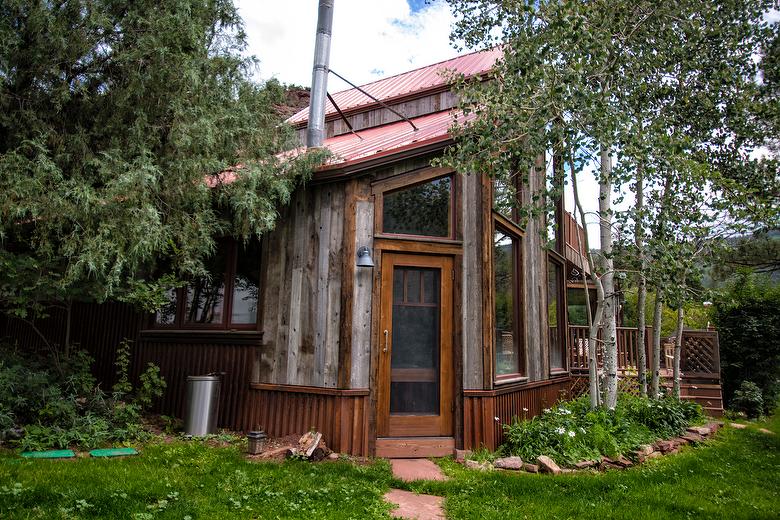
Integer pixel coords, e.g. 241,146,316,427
377,253,454,438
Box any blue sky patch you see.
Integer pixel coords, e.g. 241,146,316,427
408,0,430,13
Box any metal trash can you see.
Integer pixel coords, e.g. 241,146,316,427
184,374,221,436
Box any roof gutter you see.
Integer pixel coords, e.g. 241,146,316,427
306,0,334,148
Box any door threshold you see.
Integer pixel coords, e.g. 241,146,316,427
376,437,455,458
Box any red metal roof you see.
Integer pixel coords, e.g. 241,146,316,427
287,48,501,125
318,108,473,170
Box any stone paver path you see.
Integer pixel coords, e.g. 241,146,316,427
390,459,448,482
384,489,445,520
385,459,448,519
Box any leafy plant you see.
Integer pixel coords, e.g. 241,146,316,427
731,381,764,419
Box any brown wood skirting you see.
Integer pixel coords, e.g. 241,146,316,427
463,378,570,451
246,386,370,457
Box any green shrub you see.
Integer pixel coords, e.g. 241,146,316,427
713,272,780,414
731,381,764,418
0,341,164,450
501,394,704,465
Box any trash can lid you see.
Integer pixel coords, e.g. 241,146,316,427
247,431,267,439
186,375,221,381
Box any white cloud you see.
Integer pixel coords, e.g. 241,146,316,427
236,0,460,89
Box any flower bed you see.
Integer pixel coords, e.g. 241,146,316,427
499,394,705,468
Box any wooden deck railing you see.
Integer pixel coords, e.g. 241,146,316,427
567,325,721,379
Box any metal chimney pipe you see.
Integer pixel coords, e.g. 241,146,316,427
306,0,334,148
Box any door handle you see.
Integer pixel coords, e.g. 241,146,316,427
383,329,389,353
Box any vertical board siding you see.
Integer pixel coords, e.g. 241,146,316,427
462,173,484,389
463,379,570,450
258,183,347,388
247,385,369,456
350,198,374,388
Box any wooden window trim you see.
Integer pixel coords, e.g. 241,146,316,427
492,217,526,381
547,253,568,374
150,240,261,331
373,167,457,241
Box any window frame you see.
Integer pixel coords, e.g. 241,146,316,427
547,254,568,375
151,239,262,331
492,212,527,383
373,167,457,242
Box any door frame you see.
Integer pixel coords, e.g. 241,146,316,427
376,252,454,438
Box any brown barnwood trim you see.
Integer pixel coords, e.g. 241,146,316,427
480,174,494,389
373,237,463,255
453,253,465,449
250,382,369,396
138,330,263,345
367,249,383,456
338,179,358,388
463,376,571,397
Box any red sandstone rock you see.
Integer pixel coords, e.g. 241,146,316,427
574,460,597,469
522,463,539,473
537,455,562,475
494,456,524,470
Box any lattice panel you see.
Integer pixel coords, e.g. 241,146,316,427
569,376,589,399
682,335,717,374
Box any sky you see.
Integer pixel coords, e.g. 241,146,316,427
235,0,623,246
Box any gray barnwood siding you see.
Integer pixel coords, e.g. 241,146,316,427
256,183,346,387
461,172,484,390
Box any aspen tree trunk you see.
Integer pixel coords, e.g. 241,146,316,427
600,147,618,409
651,287,664,397
673,290,685,398
635,166,648,396
569,148,601,408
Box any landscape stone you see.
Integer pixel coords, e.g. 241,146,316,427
687,426,711,436
730,422,747,429
465,459,492,471
615,455,633,468
758,428,775,435
655,440,676,453
327,452,339,460
494,456,524,470
682,433,704,444
522,463,539,473
454,449,472,462
646,451,663,459
637,444,655,456
537,455,561,475
574,460,596,469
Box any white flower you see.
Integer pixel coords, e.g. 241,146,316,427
559,408,572,415
555,427,566,435
494,416,500,422
568,431,576,438
543,408,551,414
522,407,529,412
579,427,586,434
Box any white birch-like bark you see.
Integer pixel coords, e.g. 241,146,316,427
635,166,648,396
599,147,618,409
673,290,685,398
651,287,664,397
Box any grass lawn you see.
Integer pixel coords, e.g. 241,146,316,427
0,415,777,519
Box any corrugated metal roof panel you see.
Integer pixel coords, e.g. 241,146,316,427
287,48,500,125
320,108,472,169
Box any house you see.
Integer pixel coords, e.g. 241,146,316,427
1,48,722,457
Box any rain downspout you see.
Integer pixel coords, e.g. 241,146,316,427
306,0,334,148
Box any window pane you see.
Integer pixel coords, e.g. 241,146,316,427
383,176,451,237
155,288,178,325
495,230,521,376
494,177,519,222
548,261,563,369
231,240,260,325
185,248,227,325
390,267,440,414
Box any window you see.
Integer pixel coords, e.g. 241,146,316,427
153,239,261,329
548,259,566,372
494,226,525,379
382,175,452,237
493,173,523,226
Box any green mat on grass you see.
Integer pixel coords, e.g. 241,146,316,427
21,450,76,459
89,447,139,457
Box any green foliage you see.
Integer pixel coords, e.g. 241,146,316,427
731,381,765,419
621,287,710,336
713,271,780,413
0,0,325,332
0,341,165,450
501,394,704,465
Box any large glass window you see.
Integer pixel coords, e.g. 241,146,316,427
548,260,566,371
383,176,452,237
153,239,260,329
494,227,524,378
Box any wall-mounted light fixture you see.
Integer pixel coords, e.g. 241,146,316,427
356,246,374,268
